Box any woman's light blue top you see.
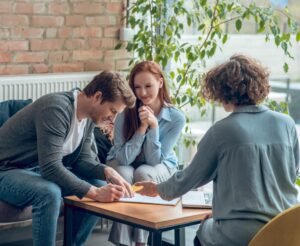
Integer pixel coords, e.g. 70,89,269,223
157,105,299,245
107,106,185,168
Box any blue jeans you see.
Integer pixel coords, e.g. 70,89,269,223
0,167,106,246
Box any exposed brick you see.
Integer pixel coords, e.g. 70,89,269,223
31,39,64,51
52,63,84,73
84,60,115,71
0,1,12,13
65,39,86,50
14,3,33,14
0,52,12,63
0,41,28,51
33,3,46,13
105,3,123,14
116,59,130,71
89,38,115,49
86,16,117,26
46,28,57,38
73,50,103,61
0,29,10,39
84,0,111,2
32,64,48,73
0,65,28,75
32,16,64,27
14,3,46,14
58,27,73,38
66,15,85,26
104,49,132,60
11,28,44,39
73,3,104,14
48,3,70,15
73,27,102,38
0,15,29,26
104,27,119,38
14,52,46,63
49,51,70,63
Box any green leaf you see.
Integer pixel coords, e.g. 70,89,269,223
115,43,122,50
281,42,288,53
166,26,172,37
176,74,182,83
170,71,175,79
275,36,281,46
200,0,207,6
198,24,205,31
296,32,300,42
271,26,277,36
200,50,205,59
222,34,228,44
283,62,289,73
235,19,242,32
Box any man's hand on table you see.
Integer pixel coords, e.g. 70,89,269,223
86,184,124,202
104,166,134,198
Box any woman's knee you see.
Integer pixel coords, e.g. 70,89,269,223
134,165,155,182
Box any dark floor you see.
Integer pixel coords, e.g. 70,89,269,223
0,222,198,246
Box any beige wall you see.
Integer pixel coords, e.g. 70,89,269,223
0,0,131,75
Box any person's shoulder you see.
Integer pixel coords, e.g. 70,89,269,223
34,91,74,109
165,105,185,121
267,109,296,127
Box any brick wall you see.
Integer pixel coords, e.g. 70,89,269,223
0,0,131,75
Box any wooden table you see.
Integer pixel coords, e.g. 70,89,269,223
63,196,211,246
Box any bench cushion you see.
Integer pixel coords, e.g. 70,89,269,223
0,201,32,223
0,99,32,127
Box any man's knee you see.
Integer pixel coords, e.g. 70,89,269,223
40,182,62,207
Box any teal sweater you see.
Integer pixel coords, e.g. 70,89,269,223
158,105,299,245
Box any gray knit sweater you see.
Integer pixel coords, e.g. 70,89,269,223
0,91,106,198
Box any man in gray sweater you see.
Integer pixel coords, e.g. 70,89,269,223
0,71,136,246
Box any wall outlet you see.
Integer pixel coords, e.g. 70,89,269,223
119,27,134,41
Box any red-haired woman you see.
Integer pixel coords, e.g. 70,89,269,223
107,61,185,246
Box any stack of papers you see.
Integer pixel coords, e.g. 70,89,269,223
119,194,180,206
182,190,212,208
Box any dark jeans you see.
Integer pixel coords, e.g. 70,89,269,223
0,167,106,246
194,236,202,246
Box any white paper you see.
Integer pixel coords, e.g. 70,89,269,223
119,194,180,206
182,190,212,208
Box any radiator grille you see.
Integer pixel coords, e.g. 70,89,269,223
0,72,98,101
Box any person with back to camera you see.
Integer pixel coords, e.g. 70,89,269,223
106,61,186,246
0,71,136,246
134,54,299,246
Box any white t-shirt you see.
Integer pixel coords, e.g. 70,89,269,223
62,90,87,156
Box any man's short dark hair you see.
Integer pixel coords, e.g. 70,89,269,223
83,71,136,108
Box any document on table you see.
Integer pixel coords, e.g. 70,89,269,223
181,190,212,208
119,194,180,206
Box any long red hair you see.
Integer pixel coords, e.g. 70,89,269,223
123,61,172,141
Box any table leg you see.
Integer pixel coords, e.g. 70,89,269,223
151,230,162,246
175,228,186,246
64,205,73,246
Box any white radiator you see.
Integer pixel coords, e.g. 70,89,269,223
0,72,98,101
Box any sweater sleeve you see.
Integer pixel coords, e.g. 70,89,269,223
143,109,185,166
35,105,91,198
157,126,218,200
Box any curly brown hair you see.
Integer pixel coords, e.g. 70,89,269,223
201,54,270,105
